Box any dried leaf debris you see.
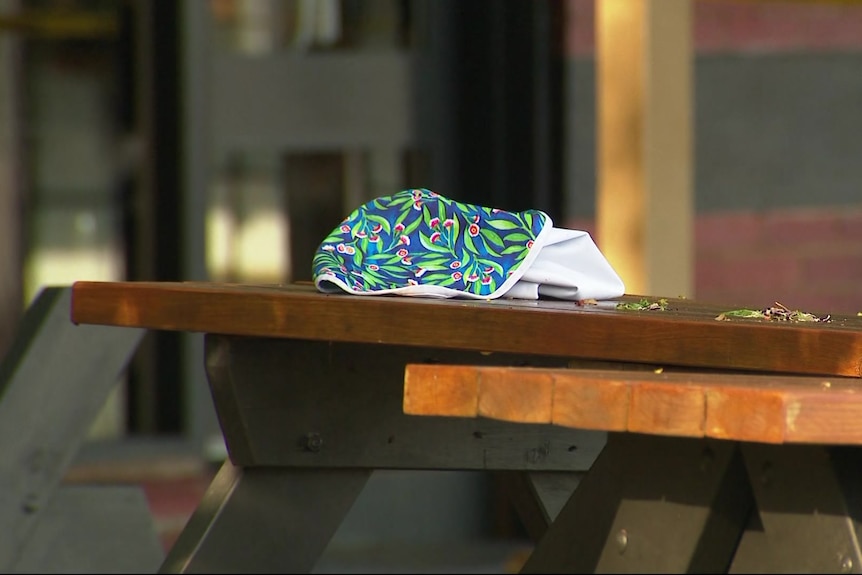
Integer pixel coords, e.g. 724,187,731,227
715,302,831,323
616,298,669,311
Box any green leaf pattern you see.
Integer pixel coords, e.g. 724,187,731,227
313,188,548,297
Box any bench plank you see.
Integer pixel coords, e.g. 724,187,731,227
11,485,164,574
403,364,862,445
70,281,862,378
0,287,145,569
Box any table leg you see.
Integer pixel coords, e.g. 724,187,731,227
730,444,862,574
159,459,371,574
521,433,753,573
494,471,583,542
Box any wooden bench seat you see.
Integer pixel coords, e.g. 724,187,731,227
404,364,862,445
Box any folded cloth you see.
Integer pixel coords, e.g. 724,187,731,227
312,188,625,301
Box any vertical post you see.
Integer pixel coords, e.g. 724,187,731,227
414,0,564,220
0,0,24,359
596,0,693,297
182,0,223,457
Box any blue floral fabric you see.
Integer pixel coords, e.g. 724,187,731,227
313,188,550,299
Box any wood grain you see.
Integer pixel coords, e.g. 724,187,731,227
70,280,862,378
403,364,862,445
402,363,479,418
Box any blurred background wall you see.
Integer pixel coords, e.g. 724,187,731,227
565,0,862,315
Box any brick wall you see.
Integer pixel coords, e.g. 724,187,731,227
566,0,862,56
563,0,862,317
695,206,862,315
567,206,862,316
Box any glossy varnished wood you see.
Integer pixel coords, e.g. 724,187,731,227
404,364,862,445
70,281,862,378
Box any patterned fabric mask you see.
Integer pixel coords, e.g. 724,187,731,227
313,188,625,301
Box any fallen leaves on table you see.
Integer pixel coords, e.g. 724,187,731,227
715,302,831,323
616,298,669,311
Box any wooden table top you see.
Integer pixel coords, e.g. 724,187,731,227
70,281,862,378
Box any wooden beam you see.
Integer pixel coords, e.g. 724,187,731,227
596,0,693,297
0,22,24,359
403,364,862,445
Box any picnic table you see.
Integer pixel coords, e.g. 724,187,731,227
70,280,862,573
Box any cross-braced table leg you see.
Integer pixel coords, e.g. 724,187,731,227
730,443,862,574
159,460,371,574
522,433,753,573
